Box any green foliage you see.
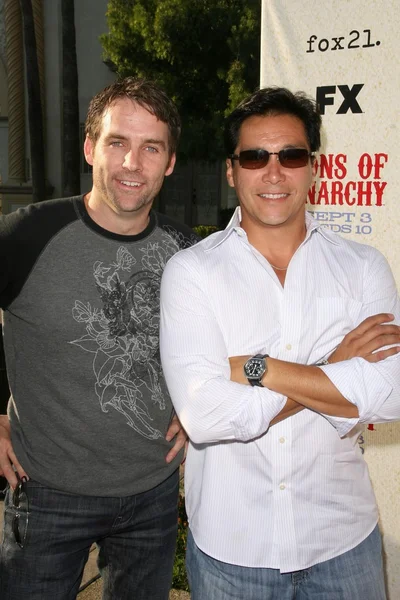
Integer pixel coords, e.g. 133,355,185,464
172,493,189,591
101,0,261,160
193,224,219,238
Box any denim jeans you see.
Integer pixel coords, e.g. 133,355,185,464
186,525,386,600
0,469,179,600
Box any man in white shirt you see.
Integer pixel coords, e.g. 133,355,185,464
160,87,400,600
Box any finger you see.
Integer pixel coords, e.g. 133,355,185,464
165,431,187,464
8,449,28,482
0,458,18,489
165,442,182,464
0,414,11,432
365,346,400,363
344,323,399,347
357,333,400,357
356,314,395,333
165,421,180,442
336,323,400,360
0,444,28,489
165,415,181,442
370,332,400,347
365,324,400,340
165,446,179,464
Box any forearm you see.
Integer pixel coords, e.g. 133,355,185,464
161,363,286,444
320,356,399,423
232,354,358,418
269,397,304,426
269,310,400,422
260,253,400,422
264,358,359,418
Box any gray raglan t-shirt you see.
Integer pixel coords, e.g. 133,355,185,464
0,196,199,496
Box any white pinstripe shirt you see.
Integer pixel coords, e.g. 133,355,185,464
160,209,400,571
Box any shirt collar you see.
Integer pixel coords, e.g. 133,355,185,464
305,211,340,245
205,206,340,252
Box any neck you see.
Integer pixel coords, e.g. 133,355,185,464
84,192,151,236
269,262,288,271
244,221,307,267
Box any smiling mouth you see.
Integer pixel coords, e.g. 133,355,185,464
259,193,288,199
118,180,143,188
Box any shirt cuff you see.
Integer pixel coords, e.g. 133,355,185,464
319,358,393,423
230,390,287,440
320,414,359,438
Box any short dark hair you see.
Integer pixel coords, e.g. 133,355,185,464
85,77,181,156
224,87,321,155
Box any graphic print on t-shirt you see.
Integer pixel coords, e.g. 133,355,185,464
69,233,182,440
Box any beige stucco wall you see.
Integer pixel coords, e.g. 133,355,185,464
261,1,400,597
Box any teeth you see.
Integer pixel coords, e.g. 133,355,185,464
120,180,141,187
259,193,287,199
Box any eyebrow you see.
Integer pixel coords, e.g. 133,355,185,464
143,138,167,150
104,133,127,142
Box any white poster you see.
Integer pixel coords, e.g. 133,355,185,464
261,1,400,596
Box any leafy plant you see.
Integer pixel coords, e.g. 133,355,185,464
172,493,189,591
193,224,219,239
101,0,261,161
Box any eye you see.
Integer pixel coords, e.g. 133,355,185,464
144,146,159,153
110,141,123,147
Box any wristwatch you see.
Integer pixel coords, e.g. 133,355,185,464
315,359,330,366
243,354,269,387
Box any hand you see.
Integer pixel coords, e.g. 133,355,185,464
329,313,400,364
229,313,400,384
165,414,188,464
0,415,28,489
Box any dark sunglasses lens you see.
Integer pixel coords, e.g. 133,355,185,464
239,150,269,169
279,148,309,168
12,514,22,546
12,476,27,507
12,482,22,508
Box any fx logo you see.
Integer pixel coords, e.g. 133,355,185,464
316,85,364,115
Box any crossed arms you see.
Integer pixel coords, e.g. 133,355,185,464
229,313,400,426
160,252,400,444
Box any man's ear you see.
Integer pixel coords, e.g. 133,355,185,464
165,153,176,177
311,156,318,177
83,135,95,166
226,158,235,188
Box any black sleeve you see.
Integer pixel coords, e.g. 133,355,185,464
0,198,79,309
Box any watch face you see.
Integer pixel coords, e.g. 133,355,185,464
244,358,265,378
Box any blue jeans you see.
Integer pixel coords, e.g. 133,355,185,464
0,469,179,599
186,526,386,600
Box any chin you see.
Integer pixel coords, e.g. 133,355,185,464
119,200,148,214
256,215,288,227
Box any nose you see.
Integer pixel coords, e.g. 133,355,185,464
122,149,142,172
261,154,285,184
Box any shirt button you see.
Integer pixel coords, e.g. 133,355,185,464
279,483,286,490
279,437,286,444
286,344,292,351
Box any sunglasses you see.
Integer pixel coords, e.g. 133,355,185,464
12,475,29,548
229,148,314,170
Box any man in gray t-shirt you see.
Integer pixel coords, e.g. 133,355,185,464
0,77,198,600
